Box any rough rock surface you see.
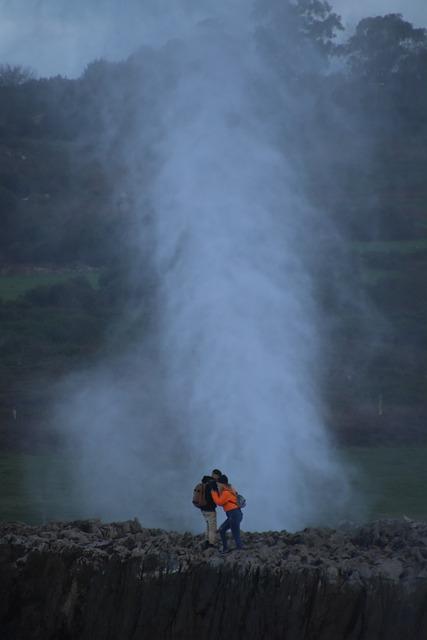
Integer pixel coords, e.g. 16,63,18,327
1,518,427,639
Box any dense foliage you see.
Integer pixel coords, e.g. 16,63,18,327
1,3,427,444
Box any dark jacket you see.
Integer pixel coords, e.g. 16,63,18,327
200,475,218,512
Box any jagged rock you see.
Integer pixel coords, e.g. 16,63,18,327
1,518,427,639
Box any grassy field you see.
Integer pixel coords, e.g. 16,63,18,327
0,453,83,523
0,446,427,525
0,271,100,301
352,239,427,256
344,446,427,521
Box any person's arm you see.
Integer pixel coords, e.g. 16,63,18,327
211,490,227,506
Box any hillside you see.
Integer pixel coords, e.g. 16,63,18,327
1,12,427,447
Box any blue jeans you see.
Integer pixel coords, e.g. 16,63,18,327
219,509,243,550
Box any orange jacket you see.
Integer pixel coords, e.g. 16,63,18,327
211,487,239,512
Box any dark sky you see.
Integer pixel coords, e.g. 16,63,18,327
0,0,426,77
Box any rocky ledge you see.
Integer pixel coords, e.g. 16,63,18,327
1,518,427,639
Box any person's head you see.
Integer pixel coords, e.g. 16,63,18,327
211,469,222,481
216,474,230,490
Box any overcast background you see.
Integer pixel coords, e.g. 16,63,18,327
0,0,426,77
334,0,427,29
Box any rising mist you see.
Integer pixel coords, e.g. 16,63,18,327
46,1,359,532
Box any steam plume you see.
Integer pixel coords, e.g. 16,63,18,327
53,2,353,531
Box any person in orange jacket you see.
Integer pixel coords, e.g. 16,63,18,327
211,474,243,552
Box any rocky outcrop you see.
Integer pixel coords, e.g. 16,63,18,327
1,518,427,639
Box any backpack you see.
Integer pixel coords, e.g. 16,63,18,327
192,483,207,509
237,494,246,509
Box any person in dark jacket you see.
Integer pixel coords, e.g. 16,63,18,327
200,469,222,549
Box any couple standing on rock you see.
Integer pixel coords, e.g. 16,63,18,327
193,469,244,553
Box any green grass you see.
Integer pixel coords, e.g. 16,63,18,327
0,452,84,523
1,447,427,525
345,445,427,521
352,239,427,256
0,271,100,302
359,268,402,285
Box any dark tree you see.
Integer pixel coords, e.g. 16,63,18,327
0,64,34,87
341,14,427,81
254,0,343,77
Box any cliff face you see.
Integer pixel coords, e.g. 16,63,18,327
1,519,427,640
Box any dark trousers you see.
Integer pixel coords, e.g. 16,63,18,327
219,508,243,550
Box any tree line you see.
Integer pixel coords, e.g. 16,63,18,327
1,2,427,440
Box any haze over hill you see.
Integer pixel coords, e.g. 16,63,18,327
334,0,427,29
0,0,426,76
0,1,427,528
